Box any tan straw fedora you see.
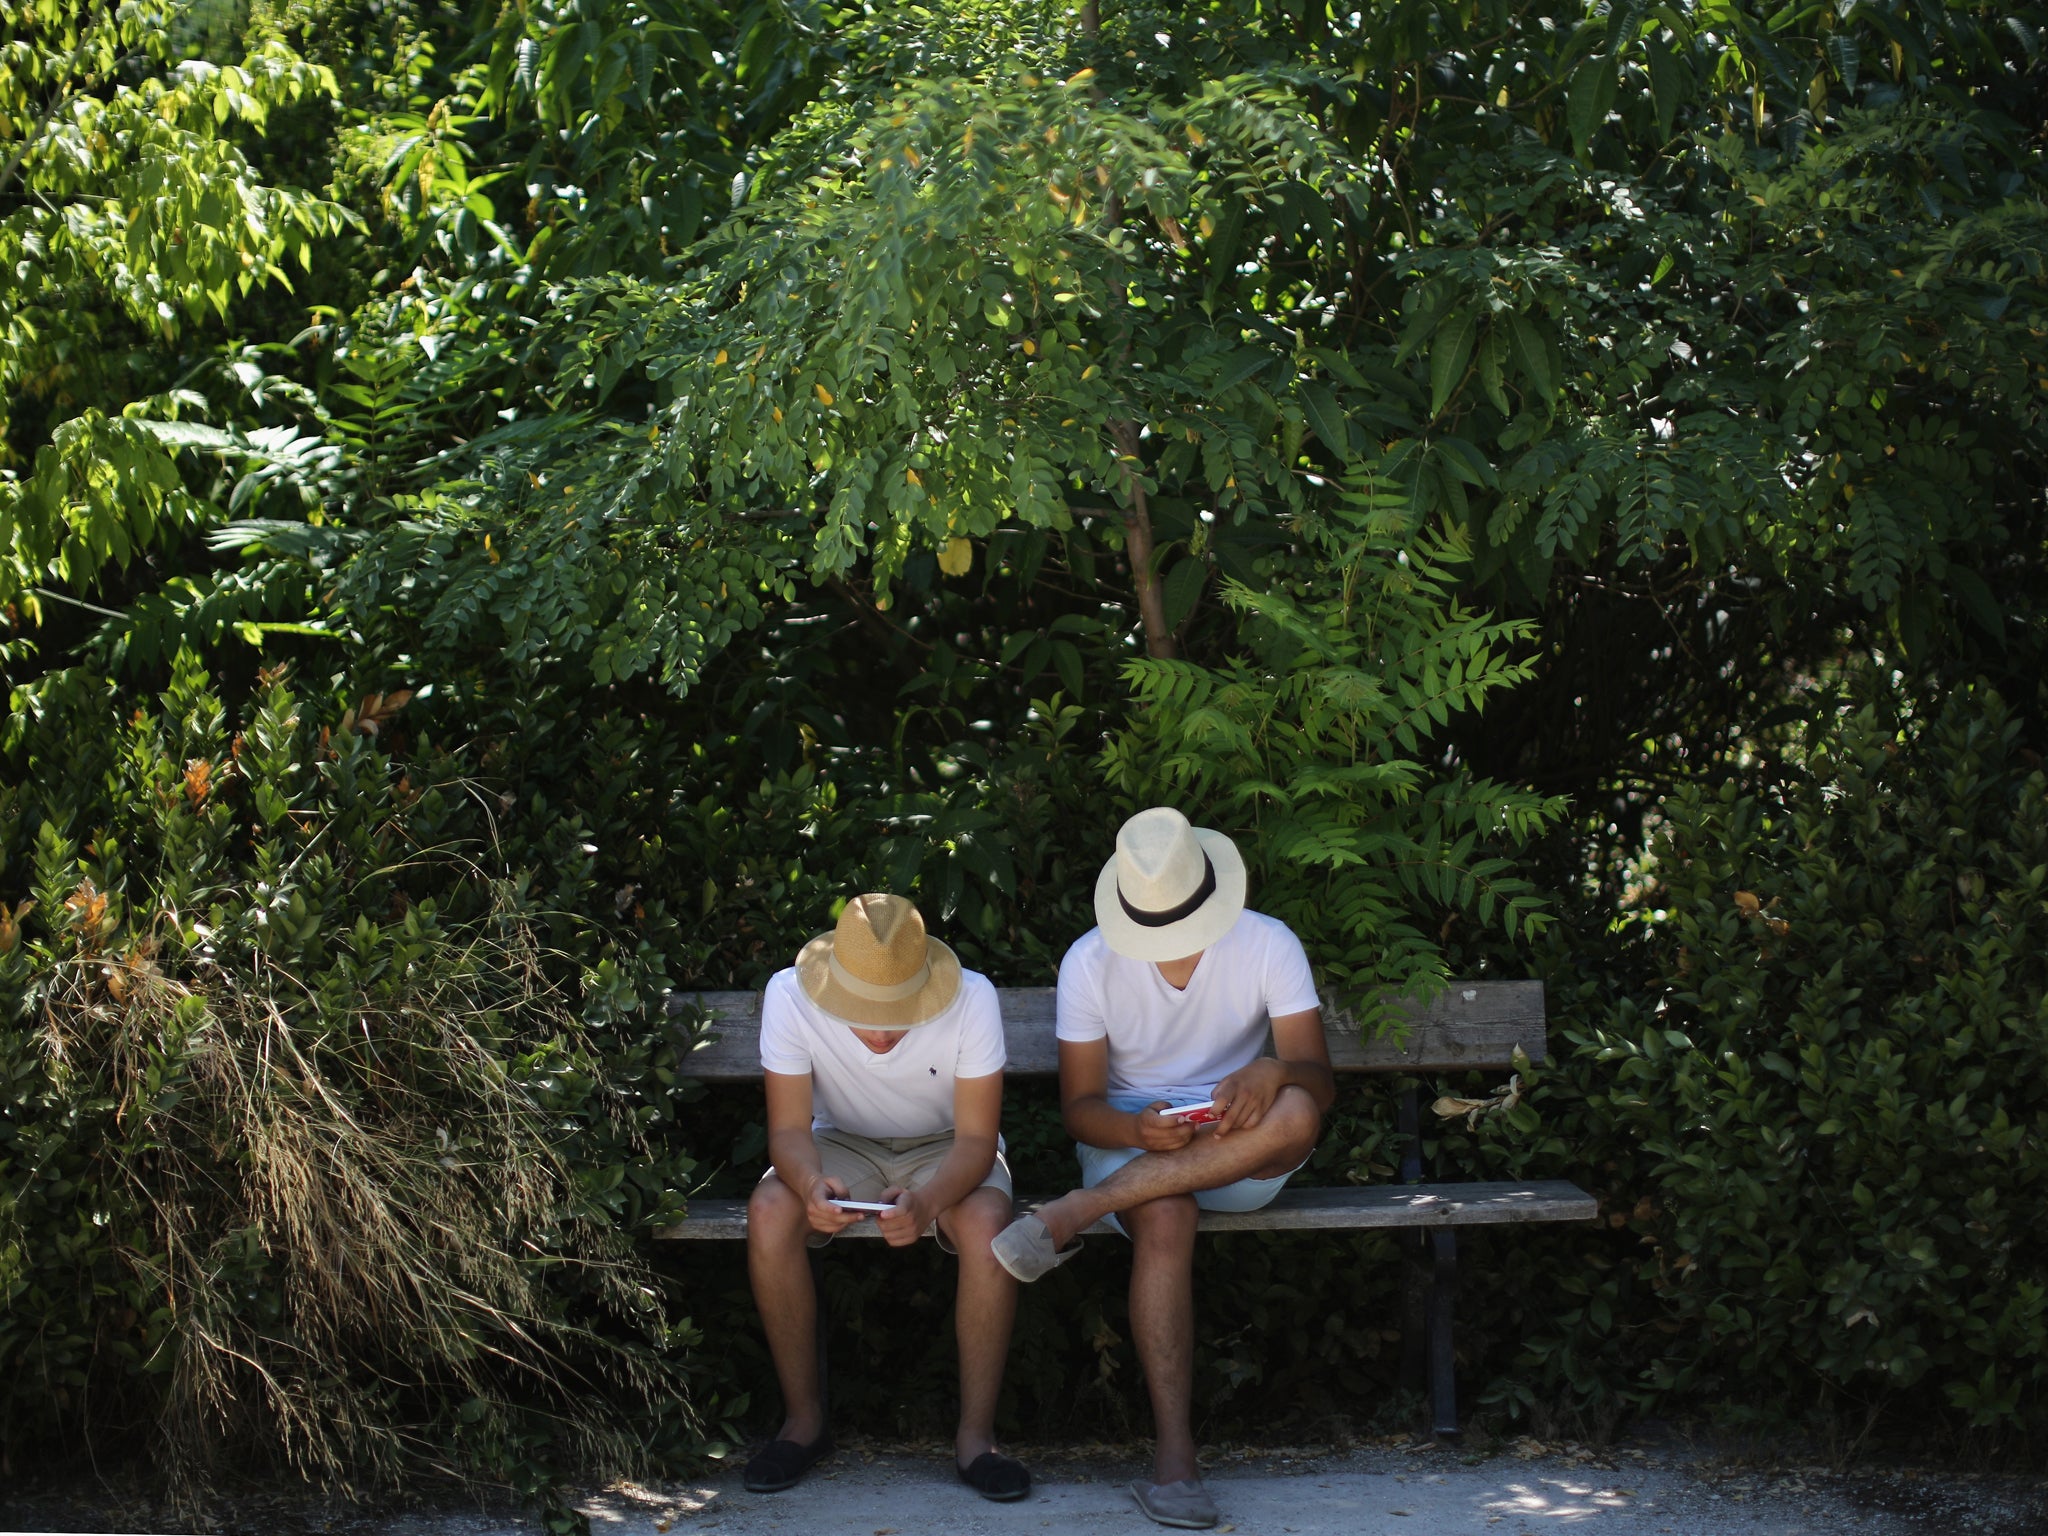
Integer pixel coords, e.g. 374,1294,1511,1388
796,893,963,1028
1093,807,1247,962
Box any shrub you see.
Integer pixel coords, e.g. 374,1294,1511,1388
0,655,707,1509
1458,682,2048,1439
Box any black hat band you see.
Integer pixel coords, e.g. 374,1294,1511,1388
1118,853,1217,928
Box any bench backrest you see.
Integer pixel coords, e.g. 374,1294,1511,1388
669,980,1545,1079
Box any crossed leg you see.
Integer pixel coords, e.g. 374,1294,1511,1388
1031,1085,1324,1251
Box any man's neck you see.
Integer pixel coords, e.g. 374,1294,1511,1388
1153,952,1204,991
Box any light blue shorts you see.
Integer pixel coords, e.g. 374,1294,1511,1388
1076,1093,1304,1236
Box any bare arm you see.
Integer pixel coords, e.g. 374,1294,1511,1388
1270,1007,1337,1107
877,1072,1003,1246
764,1069,858,1235
1058,1036,1196,1154
1212,1007,1336,1136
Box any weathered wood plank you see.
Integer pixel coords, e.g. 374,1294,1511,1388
653,1180,1594,1241
666,980,1546,1079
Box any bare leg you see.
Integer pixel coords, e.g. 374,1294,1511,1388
1125,1195,1201,1485
747,1177,826,1444
1034,1087,1323,1249
936,1185,1019,1465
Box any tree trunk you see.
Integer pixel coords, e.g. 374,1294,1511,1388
1112,420,1177,659
1077,4,1173,658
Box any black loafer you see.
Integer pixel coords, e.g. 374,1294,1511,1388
742,1432,835,1492
957,1450,1032,1502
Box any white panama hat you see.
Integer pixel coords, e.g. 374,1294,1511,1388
1093,807,1247,962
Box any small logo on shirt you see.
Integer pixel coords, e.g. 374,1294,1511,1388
928,1066,938,1076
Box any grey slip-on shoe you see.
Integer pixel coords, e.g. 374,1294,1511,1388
1130,1477,1220,1529
989,1213,1083,1283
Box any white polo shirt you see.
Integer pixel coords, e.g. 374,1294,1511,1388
758,966,1007,1138
1054,909,1321,1104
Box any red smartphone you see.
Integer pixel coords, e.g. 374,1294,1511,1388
1162,1100,1223,1125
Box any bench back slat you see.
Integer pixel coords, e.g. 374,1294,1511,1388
667,979,1545,1080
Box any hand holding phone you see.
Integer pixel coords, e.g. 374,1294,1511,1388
805,1175,861,1236
1135,1103,1197,1151
826,1198,896,1214
875,1185,925,1249
1161,1099,1223,1126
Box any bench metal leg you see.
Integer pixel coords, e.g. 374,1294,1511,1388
1427,1228,1460,1441
1398,1085,1462,1440
1397,1088,1431,1404
1396,1085,1425,1185
1401,1230,1429,1396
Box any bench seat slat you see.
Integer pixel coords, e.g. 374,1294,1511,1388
652,1180,1594,1241
667,980,1547,1079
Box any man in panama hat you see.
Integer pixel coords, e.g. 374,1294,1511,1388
742,893,1030,1502
992,808,1333,1529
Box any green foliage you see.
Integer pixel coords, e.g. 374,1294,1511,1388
1107,481,1562,1014
1408,97,2046,628
0,413,216,609
0,653,712,1500
0,1,349,606
0,0,2045,1482
465,0,833,277
1455,682,2048,1437
552,61,1356,592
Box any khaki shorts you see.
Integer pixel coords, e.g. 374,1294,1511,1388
764,1127,1012,1250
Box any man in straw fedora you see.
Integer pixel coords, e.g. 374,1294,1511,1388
992,807,1333,1530
742,892,1031,1502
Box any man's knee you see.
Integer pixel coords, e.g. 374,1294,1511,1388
1268,1085,1321,1155
943,1186,1011,1252
1241,1087,1321,1177
748,1176,806,1241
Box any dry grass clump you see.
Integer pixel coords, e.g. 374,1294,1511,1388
31,898,691,1507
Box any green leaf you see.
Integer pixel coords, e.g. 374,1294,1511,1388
1052,638,1085,700
1946,568,2003,639
1298,381,1353,459
1212,349,1274,395
1429,311,1479,419
1645,36,1683,142
1825,35,1860,94
1568,55,1619,160
1161,558,1207,631
1477,333,1510,416
1507,313,1556,406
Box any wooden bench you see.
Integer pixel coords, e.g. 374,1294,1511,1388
655,981,1594,1438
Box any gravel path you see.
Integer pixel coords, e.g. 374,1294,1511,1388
7,1437,2042,1534
370,1438,2047,1536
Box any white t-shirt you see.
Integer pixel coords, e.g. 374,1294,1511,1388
1055,910,1322,1104
758,966,1007,1138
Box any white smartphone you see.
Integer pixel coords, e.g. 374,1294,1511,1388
1159,1100,1221,1123
827,1198,897,1213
